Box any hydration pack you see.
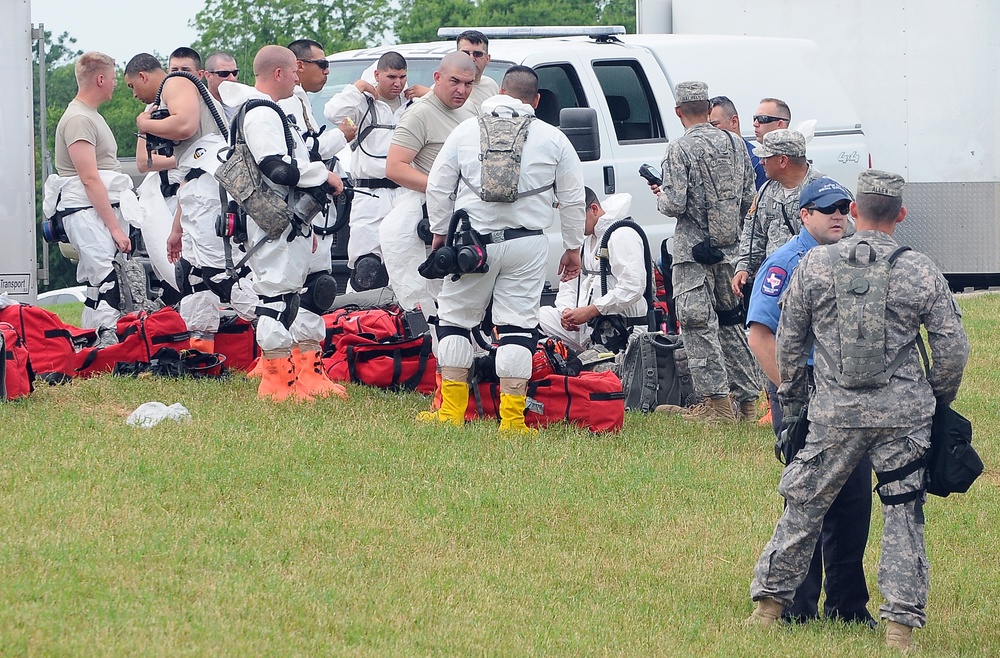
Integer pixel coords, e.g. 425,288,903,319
462,111,553,203
814,242,912,389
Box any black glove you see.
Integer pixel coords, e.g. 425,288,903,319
774,403,809,465
417,249,449,280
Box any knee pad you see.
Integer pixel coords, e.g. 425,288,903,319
300,271,338,315
94,270,121,312
495,325,538,379
257,292,300,329
437,325,474,370
350,253,389,291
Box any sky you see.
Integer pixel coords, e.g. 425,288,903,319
30,0,205,67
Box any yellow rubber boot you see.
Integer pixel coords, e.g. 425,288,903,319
498,377,538,435
416,374,468,426
258,353,311,402
293,341,348,400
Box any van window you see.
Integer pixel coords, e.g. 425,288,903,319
592,60,666,143
534,64,588,126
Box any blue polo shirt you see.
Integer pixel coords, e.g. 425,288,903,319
745,138,766,190
746,227,820,333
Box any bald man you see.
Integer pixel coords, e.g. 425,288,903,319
379,52,477,317
220,45,346,402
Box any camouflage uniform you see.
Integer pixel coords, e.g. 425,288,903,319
751,212,970,627
734,164,823,277
658,104,759,403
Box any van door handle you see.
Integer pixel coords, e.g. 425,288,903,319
603,166,615,194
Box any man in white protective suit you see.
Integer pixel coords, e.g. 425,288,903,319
538,188,648,353
381,51,477,322
323,51,410,292
220,45,347,402
421,65,585,433
47,51,136,345
128,50,238,354
269,39,356,382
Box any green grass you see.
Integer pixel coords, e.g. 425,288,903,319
1,296,997,656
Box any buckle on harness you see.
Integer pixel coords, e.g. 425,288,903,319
490,229,506,244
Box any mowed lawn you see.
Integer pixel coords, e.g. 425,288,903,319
1,295,996,657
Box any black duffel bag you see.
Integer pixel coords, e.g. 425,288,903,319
926,401,984,497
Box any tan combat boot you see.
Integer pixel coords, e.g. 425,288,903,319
744,597,783,627
681,396,737,423
736,398,758,422
886,620,913,651
654,402,688,414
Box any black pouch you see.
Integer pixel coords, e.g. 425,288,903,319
692,240,725,265
926,402,984,496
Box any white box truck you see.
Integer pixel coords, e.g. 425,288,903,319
1,0,39,303
658,0,1000,288
312,26,869,291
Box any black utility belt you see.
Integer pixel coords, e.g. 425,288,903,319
476,228,544,245
354,177,399,189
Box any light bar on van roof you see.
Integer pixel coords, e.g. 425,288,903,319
437,26,627,39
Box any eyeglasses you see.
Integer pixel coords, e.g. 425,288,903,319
298,58,330,70
460,49,487,58
208,69,239,78
806,201,851,215
753,114,788,124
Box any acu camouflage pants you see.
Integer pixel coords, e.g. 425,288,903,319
751,423,931,628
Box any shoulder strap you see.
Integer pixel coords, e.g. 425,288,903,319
233,98,296,156
154,71,229,140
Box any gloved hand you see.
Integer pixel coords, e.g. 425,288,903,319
417,249,449,279
775,402,809,465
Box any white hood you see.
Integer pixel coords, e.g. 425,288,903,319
219,81,271,108
480,94,535,118
593,193,633,241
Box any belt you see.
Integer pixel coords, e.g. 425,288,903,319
354,177,399,189
477,228,544,245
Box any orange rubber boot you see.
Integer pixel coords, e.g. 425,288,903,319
258,353,306,402
293,342,348,400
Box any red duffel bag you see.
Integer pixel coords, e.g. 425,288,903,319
74,307,190,378
0,303,95,383
525,371,625,433
322,305,407,353
325,332,437,394
1,322,34,401
214,315,258,372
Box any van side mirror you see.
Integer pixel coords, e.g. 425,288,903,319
558,108,600,162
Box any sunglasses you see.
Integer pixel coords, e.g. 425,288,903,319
208,69,238,78
298,58,330,70
461,49,487,58
753,114,788,124
806,201,851,215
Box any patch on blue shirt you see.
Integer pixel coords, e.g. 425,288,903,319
761,266,788,297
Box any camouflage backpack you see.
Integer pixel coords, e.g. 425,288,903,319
462,111,553,203
814,242,913,388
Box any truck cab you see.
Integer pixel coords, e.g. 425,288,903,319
310,27,868,293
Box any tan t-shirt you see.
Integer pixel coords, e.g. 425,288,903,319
467,76,500,113
392,92,475,175
54,99,121,176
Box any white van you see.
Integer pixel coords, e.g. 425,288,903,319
311,27,869,292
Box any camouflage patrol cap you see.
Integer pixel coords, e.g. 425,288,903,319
752,129,807,158
857,169,905,198
674,81,709,105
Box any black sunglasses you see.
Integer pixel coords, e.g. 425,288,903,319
753,114,788,124
208,69,238,78
806,201,851,215
298,58,330,70
460,49,487,58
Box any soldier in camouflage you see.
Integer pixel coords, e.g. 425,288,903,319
650,81,759,423
732,129,823,295
746,170,970,652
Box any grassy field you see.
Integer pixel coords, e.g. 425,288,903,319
1,296,996,656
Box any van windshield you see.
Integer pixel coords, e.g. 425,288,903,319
308,57,512,129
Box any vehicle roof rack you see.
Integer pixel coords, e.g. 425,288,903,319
438,26,627,42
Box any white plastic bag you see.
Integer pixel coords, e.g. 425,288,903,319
126,401,192,428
